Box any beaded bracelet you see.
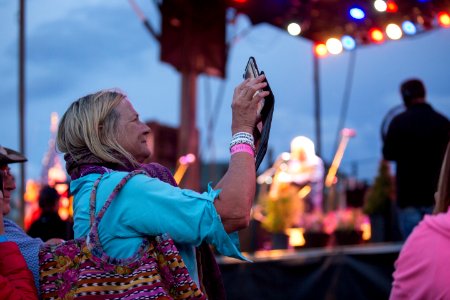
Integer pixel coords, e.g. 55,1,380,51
230,143,255,157
230,140,255,154
230,132,255,153
231,132,254,143
230,137,255,147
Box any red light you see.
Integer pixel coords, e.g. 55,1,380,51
232,0,247,3
438,12,450,27
386,1,398,13
314,43,328,57
369,28,384,43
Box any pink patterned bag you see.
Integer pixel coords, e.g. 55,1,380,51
39,170,206,300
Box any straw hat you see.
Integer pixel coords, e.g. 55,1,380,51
0,145,27,165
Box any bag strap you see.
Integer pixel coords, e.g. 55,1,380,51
88,170,147,246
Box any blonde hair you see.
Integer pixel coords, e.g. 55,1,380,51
290,136,316,161
56,89,139,167
433,141,450,214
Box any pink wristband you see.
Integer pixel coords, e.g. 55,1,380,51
230,143,255,157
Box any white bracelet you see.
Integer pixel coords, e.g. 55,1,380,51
231,132,254,143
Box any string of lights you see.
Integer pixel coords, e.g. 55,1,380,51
228,0,450,57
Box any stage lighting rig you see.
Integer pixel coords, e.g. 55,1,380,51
227,0,450,55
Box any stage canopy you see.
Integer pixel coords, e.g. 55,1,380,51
227,0,450,54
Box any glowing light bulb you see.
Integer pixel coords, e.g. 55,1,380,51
314,43,328,57
438,12,450,27
386,23,403,40
350,7,365,20
341,35,356,50
326,38,343,55
386,0,398,13
369,28,384,43
374,0,387,12
402,21,417,35
287,22,301,36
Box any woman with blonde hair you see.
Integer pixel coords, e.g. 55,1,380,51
56,75,270,298
391,141,450,299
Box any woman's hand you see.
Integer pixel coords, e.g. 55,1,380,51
231,74,270,135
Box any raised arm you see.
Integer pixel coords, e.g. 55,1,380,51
213,75,270,233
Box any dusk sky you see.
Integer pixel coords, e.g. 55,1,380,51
1,1,449,189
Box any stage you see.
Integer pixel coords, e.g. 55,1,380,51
217,242,402,300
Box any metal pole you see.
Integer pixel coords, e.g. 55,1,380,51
176,3,200,191
179,71,200,191
313,52,322,158
18,0,26,227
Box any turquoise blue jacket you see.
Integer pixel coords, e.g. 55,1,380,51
71,171,247,284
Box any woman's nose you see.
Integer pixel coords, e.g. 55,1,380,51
142,124,151,135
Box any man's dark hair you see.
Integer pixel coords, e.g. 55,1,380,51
39,185,60,210
400,78,426,107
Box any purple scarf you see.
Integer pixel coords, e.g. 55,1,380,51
65,151,176,185
64,150,226,300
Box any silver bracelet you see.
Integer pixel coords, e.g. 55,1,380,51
231,132,254,143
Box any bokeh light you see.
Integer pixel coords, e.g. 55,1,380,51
402,21,417,35
349,7,365,20
437,12,450,27
374,0,387,12
287,22,302,36
386,0,398,13
341,35,356,50
369,28,384,43
386,23,403,40
314,43,328,57
326,38,343,54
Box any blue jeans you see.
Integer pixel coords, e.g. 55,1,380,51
397,206,434,240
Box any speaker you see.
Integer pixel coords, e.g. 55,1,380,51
160,0,227,77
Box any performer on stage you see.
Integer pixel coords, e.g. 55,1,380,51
257,136,324,228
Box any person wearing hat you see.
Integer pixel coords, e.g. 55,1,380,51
0,145,43,293
0,170,38,299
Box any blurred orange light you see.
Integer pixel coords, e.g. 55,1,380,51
314,43,328,57
386,1,398,13
61,197,70,208
24,179,39,203
361,222,371,241
286,228,305,247
59,207,69,221
369,28,384,43
438,12,450,27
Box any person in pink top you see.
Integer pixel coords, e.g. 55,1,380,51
390,141,450,300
